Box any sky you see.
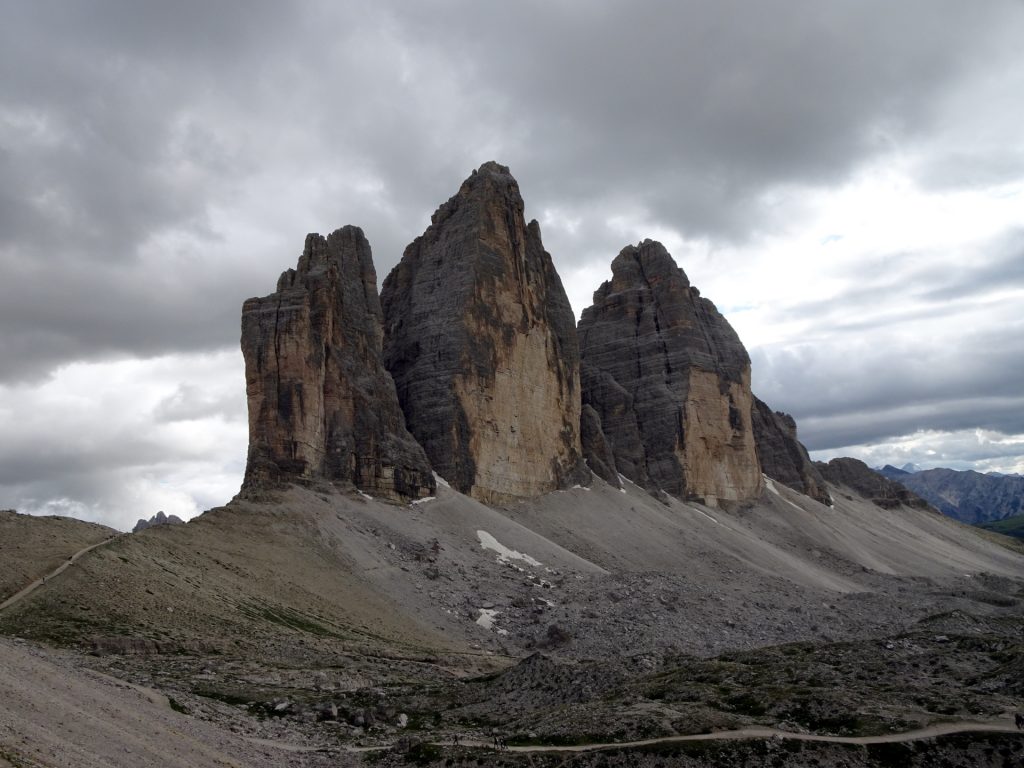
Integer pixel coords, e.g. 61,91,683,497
2,1,1023,530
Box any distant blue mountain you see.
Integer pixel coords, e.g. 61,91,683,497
877,466,1024,525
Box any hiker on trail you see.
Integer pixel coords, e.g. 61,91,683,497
451,734,461,747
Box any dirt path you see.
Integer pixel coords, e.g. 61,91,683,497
446,719,1022,753
0,535,120,612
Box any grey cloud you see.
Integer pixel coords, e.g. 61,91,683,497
153,383,245,424
3,1,1022,383
752,319,1024,451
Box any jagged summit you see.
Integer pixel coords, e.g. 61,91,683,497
240,225,434,501
578,239,763,505
237,164,832,510
381,162,585,504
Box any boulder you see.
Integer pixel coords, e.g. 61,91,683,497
577,240,762,505
240,225,434,501
381,162,585,503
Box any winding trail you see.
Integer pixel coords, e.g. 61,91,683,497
448,719,1022,753
0,535,121,612
295,719,1022,756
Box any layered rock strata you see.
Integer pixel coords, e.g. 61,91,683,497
751,396,832,505
240,226,434,501
578,240,763,504
381,162,585,504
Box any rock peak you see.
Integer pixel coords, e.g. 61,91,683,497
579,242,761,504
609,240,691,289
240,226,434,501
382,164,585,503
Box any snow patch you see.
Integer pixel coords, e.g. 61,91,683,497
358,491,374,501
692,507,720,525
432,473,451,488
763,475,779,495
476,608,499,630
570,484,591,491
477,530,542,567
410,496,436,506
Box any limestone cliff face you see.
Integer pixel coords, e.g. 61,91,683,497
381,162,584,504
240,226,434,501
578,240,762,504
751,396,832,505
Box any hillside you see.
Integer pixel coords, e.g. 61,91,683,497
1,478,1023,763
877,466,1024,524
0,510,116,602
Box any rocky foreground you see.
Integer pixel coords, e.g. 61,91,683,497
2,473,1023,766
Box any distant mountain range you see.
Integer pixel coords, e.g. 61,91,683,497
877,465,1024,525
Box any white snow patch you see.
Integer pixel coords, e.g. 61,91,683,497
476,608,500,630
358,491,374,500
763,475,779,495
432,473,451,488
410,496,435,506
692,507,720,525
570,484,591,491
477,530,542,567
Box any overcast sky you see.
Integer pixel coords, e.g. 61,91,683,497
3,1,1023,529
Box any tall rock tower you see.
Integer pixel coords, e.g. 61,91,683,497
381,162,585,503
240,226,434,501
578,240,763,505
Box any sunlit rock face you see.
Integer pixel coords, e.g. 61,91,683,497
578,240,763,505
381,162,585,504
240,226,434,501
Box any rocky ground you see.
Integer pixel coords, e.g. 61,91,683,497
2,479,1023,766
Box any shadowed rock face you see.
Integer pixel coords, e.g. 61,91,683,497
752,396,833,505
381,162,585,504
240,226,434,501
578,240,762,505
816,457,932,510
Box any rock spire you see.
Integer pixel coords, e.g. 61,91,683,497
240,226,434,501
381,162,585,503
578,240,763,505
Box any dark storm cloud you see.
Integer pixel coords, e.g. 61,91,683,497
5,1,1021,383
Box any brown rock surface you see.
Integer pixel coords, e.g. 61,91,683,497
578,240,762,505
381,162,584,503
751,396,832,505
240,226,433,501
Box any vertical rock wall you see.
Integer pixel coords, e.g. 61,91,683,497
381,162,585,504
751,396,833,505
578,240,763,504
240,226,434,501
